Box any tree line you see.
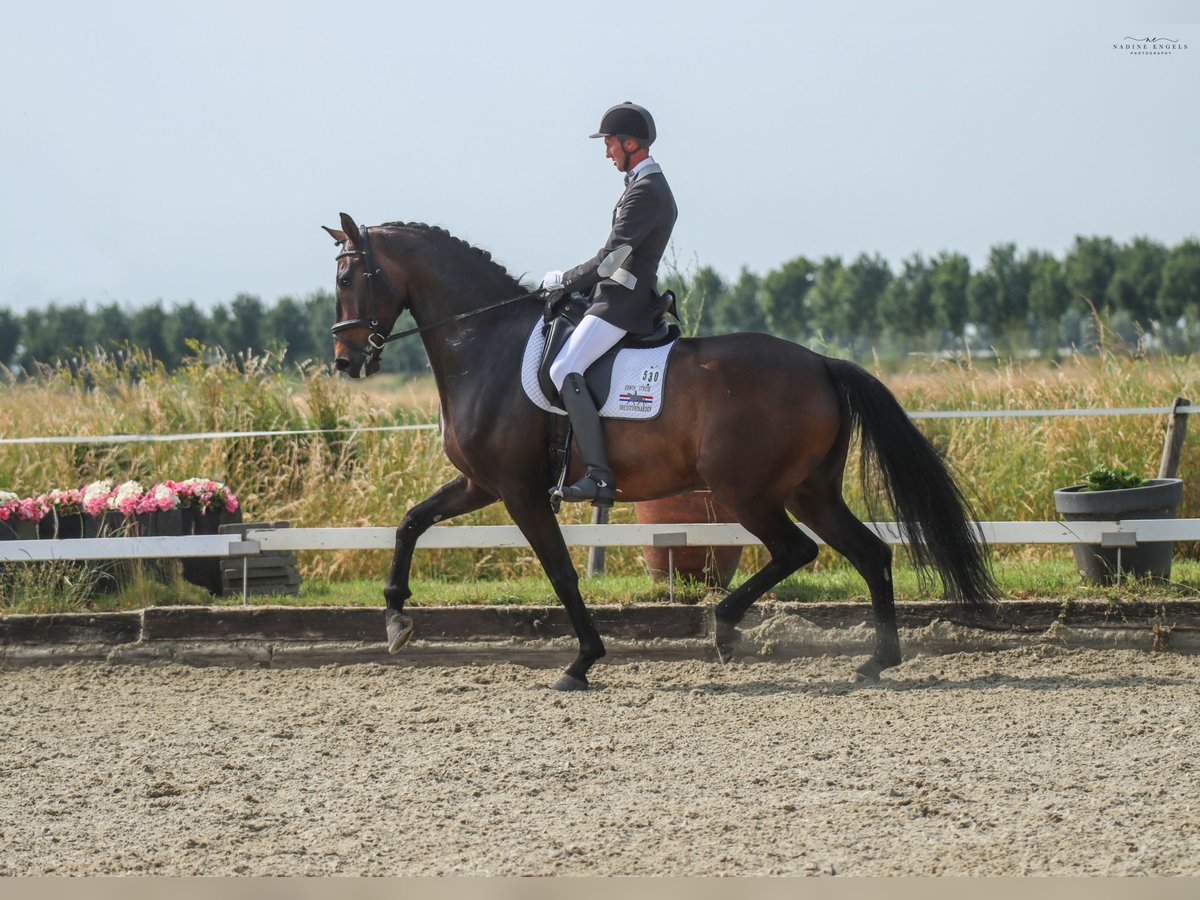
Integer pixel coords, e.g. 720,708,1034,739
0,292,431,376
664,235,1200,358
2,234,1198,375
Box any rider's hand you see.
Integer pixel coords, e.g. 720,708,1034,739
541,270,564,290
543,288,568,323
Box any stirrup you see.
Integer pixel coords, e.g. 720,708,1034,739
549,471,615,508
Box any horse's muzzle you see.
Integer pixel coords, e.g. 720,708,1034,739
334,353,380,379
335,355,363,379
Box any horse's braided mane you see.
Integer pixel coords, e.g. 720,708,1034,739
381,221,523,289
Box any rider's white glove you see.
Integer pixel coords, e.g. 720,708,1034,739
541,270,564,290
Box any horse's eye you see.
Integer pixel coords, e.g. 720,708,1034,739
338,276,352,288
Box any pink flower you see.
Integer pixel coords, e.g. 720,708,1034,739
18,497,47,523
135,483,180,514
174,478,201,508
111,480,145,516
81,480,115,517
38,488,84,517
175,477,237,514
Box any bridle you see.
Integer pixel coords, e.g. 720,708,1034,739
330,225,545,370
330,225,405,368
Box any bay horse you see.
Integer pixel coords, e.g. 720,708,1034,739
323,213,998,690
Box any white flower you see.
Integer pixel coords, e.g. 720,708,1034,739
82,479,114,500
114,480,144,500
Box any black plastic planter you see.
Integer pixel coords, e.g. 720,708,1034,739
0,519,38,541
181,507,243,593
38,510,84,540
1053,478,1184,583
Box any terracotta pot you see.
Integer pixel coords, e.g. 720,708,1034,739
634,491,743,590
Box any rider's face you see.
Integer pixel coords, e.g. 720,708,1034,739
604,135,631,171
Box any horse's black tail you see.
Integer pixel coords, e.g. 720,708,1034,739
824,358,1000,609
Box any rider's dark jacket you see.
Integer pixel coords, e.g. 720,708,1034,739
561,160,678,335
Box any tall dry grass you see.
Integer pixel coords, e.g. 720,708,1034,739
2,336,1197,582
877,348,1199,566
0,345,601,582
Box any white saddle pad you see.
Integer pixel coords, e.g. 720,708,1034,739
520,319,676,420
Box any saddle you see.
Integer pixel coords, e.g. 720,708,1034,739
537,290,679,407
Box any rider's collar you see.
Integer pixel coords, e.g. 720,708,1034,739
625,156,658,184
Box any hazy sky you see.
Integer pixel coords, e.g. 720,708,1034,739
2,0,1197,313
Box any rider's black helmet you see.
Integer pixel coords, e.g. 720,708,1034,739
590,101,656,146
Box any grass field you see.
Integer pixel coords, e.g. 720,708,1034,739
4,557,1199,616
2,332,1198,594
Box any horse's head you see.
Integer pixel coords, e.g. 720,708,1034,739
322,212,409,378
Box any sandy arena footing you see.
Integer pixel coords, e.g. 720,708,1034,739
1,645,1198,875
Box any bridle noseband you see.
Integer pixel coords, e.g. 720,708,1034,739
329,225,546,370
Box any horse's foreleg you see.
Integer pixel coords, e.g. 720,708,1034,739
711,507,819,664
503,492,605,690
384,475,497,653
797,497,899,682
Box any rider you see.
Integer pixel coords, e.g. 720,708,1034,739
542,101,679,508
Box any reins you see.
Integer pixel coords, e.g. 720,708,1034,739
330,225,543,363
371,286,546,345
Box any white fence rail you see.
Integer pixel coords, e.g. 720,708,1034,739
0,404,1195,447
3,520,1200,563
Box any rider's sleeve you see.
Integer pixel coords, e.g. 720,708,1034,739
561,180,664,294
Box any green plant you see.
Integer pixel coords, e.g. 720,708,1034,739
1081,465,1146,492
0,561,110,613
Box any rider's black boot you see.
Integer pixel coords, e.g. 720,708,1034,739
552,372,616,508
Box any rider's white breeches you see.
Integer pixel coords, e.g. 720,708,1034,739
549,314,628,392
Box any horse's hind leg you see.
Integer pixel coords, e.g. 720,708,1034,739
793,495,899,682
712,506,819,663
384,475,497,653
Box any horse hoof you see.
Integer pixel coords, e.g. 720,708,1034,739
550,674,589,692
712,617,738,664
852,658,885,683
386,612,414,654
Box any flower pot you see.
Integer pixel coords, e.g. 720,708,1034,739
181,507,243,594
136,508,184,583
84,511,131,538
0,519,38,541
38,510,84,540
83,511,135,592
1053,478,1184,583
136,508,184,537
634,491,743,591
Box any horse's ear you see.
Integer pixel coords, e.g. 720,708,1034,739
339,212,364,248
322,225,346,247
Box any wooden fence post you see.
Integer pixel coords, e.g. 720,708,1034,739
1158,397,1191,479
